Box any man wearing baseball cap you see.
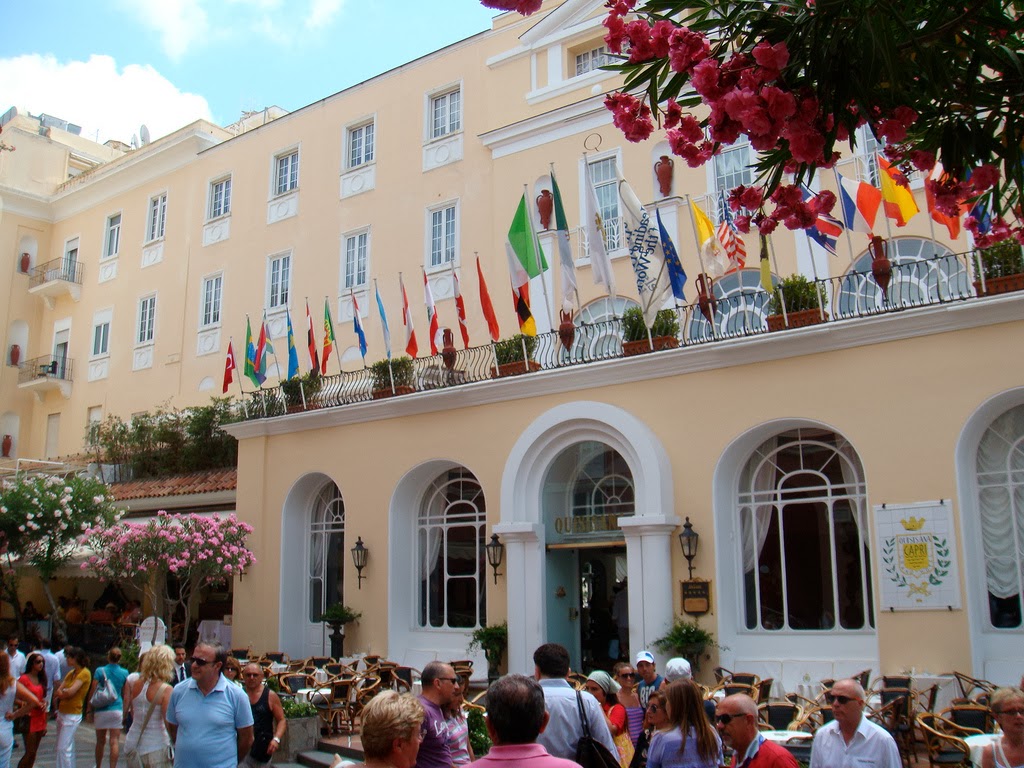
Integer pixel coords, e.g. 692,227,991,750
663,657,716,722
634,651,664,710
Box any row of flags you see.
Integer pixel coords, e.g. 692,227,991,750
224,152,975,393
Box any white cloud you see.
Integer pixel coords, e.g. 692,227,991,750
305,0,344,29
125,0,208,60
0,54,214,145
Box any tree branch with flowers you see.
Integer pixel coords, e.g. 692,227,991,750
82,511,256,644
482,0,1023,246
0,474,121,636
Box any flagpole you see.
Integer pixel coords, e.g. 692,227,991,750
684,194,716,339
523,183,554,334
766,234,790,326
263,311,285,385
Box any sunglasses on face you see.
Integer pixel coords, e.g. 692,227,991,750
619,672,636,678
648,705,661,713
189,657,215,667
715,713,740,725
825,694,859,705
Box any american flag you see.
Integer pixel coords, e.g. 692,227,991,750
717,190,747,271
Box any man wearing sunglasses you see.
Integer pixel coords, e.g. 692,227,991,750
415,661,457,768
166,642,255,768
808,679,900,768
715,694,797,768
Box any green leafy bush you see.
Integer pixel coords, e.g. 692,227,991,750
319,604,362,624
974,238,1024,280
493,334,537,365
467,707,491,756
370,356,415,390
281,698,317,719
768,274,826,314
621,307,679,342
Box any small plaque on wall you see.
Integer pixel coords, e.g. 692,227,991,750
681,579,711,615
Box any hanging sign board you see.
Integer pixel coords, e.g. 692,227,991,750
875,500,961,611
681,579,711,616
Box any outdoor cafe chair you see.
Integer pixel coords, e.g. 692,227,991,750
393,666,419,693
756,678,775,704
261,651,287,664
229,647,251,661
713,667,732,684
313,679,356,734
780,736,813,763
728,672,760,688
309,656,332,670
758,701,802,731
792,704,832,733
951,671,995,702
279,673,316,695
349,675,383,727
941,702,996,734
917,714,974,768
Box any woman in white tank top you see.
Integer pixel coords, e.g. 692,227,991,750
123,646,175,768
981,688,1024,768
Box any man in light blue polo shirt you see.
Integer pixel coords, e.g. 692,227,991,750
166,641,254,768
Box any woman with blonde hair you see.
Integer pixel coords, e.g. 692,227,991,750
646,681,720,768
0,652,42,768
123,645,175,768
981,687,1024,768
359,691,425,768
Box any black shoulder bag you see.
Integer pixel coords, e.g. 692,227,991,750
574,690,621,768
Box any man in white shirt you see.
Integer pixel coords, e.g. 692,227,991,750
5,636,26,679
809,678,901,768
39,639,61,709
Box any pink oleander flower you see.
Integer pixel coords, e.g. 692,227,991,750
667,26,710,73
909,150,936,172
757,216,779,235
815,189,837,214
624,19,656,63
691,58,724,100
480,0,543,14
783,123,826,164
752,40,790,74
662,98,684,129
970,164,1000,192
650,20,674,59
605,92,654,142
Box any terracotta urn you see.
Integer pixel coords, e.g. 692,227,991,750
1,435,11,458
20,253,30,273
696,273,717,324
558,309,575,351
870,235,892,294
9,344,20,367
536,189,553,230
441,329,456,371
655,155,674,197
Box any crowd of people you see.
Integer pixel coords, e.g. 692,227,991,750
1,632,1022,768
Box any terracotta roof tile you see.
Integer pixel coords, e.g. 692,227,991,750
111,468,237,501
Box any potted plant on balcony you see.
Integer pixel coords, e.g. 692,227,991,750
621,307,680,356
370,356,416,398
653,617,721,672
766,274,828,331
319,603,362,658
490,334,540,378
972,238,1024,296
280,371,322,412
467,621,508,684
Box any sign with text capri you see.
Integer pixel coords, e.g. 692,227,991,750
875,501,961,611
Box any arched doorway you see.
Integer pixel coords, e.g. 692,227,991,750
498,401,678,674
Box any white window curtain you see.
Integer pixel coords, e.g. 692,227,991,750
742,437,778,575
835,435,869,551
977,405,1024,601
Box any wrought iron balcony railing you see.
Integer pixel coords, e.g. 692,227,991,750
17,354,75,385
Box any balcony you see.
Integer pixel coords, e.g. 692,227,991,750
18,354,74,400
238,250,1020,421
27,258,83,308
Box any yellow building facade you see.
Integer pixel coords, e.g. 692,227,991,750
2,0,1023,689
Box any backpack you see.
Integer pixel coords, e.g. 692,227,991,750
574,691,621,768
90,670,118,709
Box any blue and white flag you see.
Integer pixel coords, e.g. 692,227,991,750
351,290,367,361
285,308,300,379
801,185,843,256
620,176,674,326
656,209,688,302
374,280,392,360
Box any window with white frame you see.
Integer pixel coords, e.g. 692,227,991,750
975,404,1024,629
63,238,79,280
86,406,103,446
201,274,223,328
137,295,156,345
575,45,610,76
91,318,110,358
713,142,754,219
268,253,291,309
428,204,457,268
739,428,874,632
308,482,346,623
147,193,167,242
348,122,375,168
430,88,461,139
274,150,299,196
686,270,774,341
209,177,232,219
569,441,636,525
589,157,622,251
343,232,368,290
104,213,121,259
418,468,486,629
573,296,639,357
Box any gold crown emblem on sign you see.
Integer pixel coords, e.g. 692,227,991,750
900,517,926,531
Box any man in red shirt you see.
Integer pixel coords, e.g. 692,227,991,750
715,694,799,768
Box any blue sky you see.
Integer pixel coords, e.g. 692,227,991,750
2,0,500,144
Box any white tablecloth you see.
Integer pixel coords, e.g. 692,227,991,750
760,730,813,744
965,733,999,768
197,619,232,647
912,674,958,712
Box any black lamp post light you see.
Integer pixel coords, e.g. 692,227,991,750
678,516,699,579
485,533,505,584
351,536,368,589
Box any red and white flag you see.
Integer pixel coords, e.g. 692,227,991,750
400,274,418,358
222,341,236,394
453,269,470,348
305,300,320,372
423,269,441,355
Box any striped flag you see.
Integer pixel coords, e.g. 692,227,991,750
423,269,441,355
244,317,264,387
801,185,843,256
320,299,336,374
305,300,319,373
550,168,578,310
453,269,470,348
691,199,729,277
285,309,300,379
351,289,367,361
400,274,418,358
835,170,882,233
878,155,919,226
374,279,392,359
717,190,747,271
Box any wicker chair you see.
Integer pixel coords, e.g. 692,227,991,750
756,678,775,704
729,672,760,688
393,666,420,694
350,675,383,727
941,703,996,734
758,701,802,731
261,651,287,664
278,673,316,695
314,678,357,734
229,647,251,661
917,714,974,768
951,672,995,702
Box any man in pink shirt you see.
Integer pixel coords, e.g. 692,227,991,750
471,674,580,768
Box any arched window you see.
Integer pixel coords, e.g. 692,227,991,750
687,269,774,342
308,482,345,621
570,442,636,523
738,428,874,632
835,238,967,316
418,468,487,629
976,404,1024,629
572,296,639,359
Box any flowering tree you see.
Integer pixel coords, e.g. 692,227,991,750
0,474,121,633
482,0,1023,245
82,511,256,644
